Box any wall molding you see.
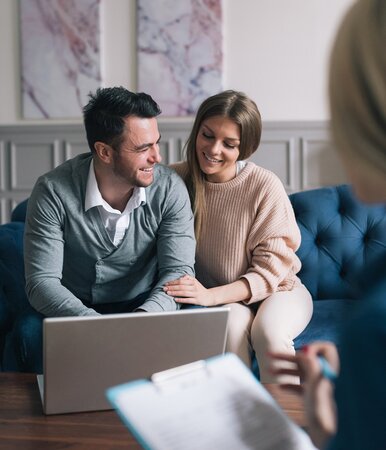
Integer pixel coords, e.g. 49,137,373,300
0,120,348,223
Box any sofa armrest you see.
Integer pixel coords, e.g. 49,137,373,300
11,199,28,223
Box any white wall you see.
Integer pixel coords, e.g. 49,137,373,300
225,0,354,120
0,0,353,124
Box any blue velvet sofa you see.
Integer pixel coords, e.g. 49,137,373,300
1,184,386,372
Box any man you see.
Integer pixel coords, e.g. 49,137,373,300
24,86,195,317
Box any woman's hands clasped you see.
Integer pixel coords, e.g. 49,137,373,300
164,275,215,306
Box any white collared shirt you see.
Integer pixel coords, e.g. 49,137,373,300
236,160,247,175
85,160,146,246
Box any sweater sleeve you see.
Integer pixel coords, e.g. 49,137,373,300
241,175,301,303
24,179,99,317
138,171,196,312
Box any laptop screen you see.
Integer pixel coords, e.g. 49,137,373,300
39,307,230,414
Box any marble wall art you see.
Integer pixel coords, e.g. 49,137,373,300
137,0,223,116
20,0,102,119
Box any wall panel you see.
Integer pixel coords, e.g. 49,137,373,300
0,140,5,192
300,138,347,190
10,141,59,190
0,121,347,223
251,138,295,192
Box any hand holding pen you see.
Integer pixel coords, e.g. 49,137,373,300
269,341,339,389
301,342,339,381
269,342,339,448
317,354,338,382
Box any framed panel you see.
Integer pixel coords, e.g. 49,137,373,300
159,137,186,165
174,138,186,162
20,0,102,119
249,139,296,192
137,0,223,116
10,140,60,190
301,138,348,190
64,139,89,162
0,198,8,224
158,141,170,164
0,140,5,192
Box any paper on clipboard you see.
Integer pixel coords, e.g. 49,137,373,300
107,353,316,450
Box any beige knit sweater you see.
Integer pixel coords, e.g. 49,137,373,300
170,161,302,303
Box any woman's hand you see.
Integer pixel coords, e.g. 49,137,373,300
269,342,339,449
163,275,216,306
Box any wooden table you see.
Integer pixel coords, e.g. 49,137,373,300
0,373,307,449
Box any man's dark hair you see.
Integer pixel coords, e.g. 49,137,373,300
83,87,161,153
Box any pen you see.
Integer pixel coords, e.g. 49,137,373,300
317,356,337,382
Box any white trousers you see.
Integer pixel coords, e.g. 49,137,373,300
225,284,313,384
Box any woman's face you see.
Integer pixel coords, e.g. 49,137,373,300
195,116,241,183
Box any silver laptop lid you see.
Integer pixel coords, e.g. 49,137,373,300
40,307,229,415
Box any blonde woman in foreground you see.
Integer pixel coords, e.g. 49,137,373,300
271,0,386,448
165,89,313,384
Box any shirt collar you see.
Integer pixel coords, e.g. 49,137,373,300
85,159,146,213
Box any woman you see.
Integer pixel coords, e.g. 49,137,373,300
165,90,313,383
271,0,386,448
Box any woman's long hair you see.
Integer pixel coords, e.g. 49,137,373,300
184,90,262,241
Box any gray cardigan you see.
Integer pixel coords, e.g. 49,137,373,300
24,153,195,316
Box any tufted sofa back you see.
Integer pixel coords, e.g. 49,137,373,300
5,189,386,305
290,185,386,302
0,203,31,369
11,199,28,222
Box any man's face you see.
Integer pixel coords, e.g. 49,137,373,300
111,116,162,188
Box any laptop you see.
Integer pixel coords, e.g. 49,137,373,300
37,307,229,415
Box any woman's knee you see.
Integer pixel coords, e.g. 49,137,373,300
251,317,293,356
251,287,313,351
226,302,254,338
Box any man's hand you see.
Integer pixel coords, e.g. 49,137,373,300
163,275,215,306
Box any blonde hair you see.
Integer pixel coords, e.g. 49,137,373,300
184,90,262,241
329,0,386,175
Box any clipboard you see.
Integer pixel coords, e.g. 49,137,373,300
106,353,316,450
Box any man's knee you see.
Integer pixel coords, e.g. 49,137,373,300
3,309,43,373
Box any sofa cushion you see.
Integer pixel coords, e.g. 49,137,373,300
10,199,28,222
290,185,386,301
293,299,359,349
0,222,30,318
